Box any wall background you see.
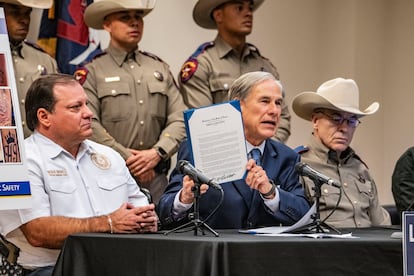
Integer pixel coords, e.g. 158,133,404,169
28,0,414,206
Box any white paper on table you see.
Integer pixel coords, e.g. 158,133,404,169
240,203,316,235
239,203,355,238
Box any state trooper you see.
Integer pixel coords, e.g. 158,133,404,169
178,0,291,143
76,0,187,204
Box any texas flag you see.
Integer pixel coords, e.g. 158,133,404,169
37,0,101,74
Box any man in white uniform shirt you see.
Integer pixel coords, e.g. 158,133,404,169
0,74,157,275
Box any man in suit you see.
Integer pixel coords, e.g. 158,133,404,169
158,71,309,229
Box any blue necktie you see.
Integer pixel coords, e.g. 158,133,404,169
250,148,262,166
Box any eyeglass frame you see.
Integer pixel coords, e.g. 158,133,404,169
314,109,361,128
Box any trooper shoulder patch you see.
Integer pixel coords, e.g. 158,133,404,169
74,67,89,85
294,145,309,154
180,58,198,83
180,41,214,83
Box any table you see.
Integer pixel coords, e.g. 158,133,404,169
53,227,402,276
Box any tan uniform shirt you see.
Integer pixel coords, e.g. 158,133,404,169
11,42,58,137
178,36,291,142
81,45,187,160
299,135,390,228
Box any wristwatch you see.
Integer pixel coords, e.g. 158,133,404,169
261,180,276,199
154,147,168,160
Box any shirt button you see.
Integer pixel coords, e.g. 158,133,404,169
130,65,135,69
140,121,144,125
353,200,358,204
19,77,24,82
139,141,144,146
22,121,25,126
343,182,348,187
223,83,229,90
323,188,329,194
137,80,141,84
139,100,143,104
111,90,116,95
21,99,25,104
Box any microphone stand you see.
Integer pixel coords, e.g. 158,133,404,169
164,180,219,237
293,178,341,234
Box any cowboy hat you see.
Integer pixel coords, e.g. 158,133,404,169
193,0,264,29
84,0,156,30
0,0,52,9
292,77,379,121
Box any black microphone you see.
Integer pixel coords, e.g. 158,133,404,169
177,160,222,190
295,162,341,188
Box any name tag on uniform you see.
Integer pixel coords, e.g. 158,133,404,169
105,76,120,82
47,169,68,176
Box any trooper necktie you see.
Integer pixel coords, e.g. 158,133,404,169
250,148,262,166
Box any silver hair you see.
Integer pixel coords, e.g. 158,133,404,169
228,71,283,100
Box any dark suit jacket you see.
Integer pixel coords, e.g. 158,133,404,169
158,139,310,229
392,146,414,214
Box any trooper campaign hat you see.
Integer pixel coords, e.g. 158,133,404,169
84,0,156,30
0,0,52,9
292,77,379,121
193,0,264,29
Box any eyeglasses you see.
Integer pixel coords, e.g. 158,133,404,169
317,111,361,128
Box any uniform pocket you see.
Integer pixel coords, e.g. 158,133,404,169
320,185,341,209
355,180,374,201
97,82,132,122
209,76,234,103
209,76,234,93
148,81,167,119
97,175,128,191
49,179,77,194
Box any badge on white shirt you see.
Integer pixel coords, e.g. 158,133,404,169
90,153,111,170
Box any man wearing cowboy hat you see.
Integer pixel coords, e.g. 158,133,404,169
75,0,187,205
0,0,58,137
178,0,291,143
292,77,390,228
